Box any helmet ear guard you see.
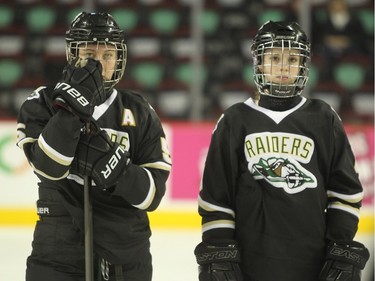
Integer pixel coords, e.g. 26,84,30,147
65,12,127,92
251,21,311,98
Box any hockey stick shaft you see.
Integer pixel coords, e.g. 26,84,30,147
83,122,94,281
84,174,94,281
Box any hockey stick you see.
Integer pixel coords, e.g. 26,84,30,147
84,174,94,281
84,123,94,281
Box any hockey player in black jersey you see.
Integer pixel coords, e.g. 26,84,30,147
16,12,171,281
194,21,369,281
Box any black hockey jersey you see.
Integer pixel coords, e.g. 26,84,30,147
198,97,363,281
16,86,172,264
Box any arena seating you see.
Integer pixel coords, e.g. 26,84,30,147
0,0,373,122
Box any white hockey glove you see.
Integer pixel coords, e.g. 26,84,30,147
71,130,131,190
194,240,244,281
319,240,369,281
52,58,105,121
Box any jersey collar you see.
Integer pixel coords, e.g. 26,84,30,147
93,89,118,120
244,96,307,124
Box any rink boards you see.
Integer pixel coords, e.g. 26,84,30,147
0,121,373,233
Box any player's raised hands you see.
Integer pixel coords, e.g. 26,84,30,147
52,58,105,121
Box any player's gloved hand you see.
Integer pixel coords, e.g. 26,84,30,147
194,240,244,281
71,130,131,190
52,58,105,121
319,240,369,281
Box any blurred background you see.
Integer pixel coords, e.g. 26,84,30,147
0,0,373,280
0,0,373,122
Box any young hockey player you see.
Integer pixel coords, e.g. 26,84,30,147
194,21,369,281
16,12,171,281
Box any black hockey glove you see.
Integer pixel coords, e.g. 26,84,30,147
194,240,244,281
319,240,370,281
52,58,105,121
72,130,131,190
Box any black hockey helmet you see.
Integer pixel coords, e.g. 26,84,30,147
65,12,127,93
250,21,311,98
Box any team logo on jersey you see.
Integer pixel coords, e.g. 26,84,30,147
103,128,130,151
245,132,317,194
251,157,317,194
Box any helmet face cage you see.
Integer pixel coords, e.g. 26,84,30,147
66,40,127,92
65,12,127,92
251,21,311,98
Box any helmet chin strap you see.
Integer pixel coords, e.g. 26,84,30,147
260,81,302,98
258,94,302,111
266,84,297,98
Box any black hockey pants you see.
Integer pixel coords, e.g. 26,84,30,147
25,215,152,281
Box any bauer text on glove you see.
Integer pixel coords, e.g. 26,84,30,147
72,130,131,190
52,58,105,121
